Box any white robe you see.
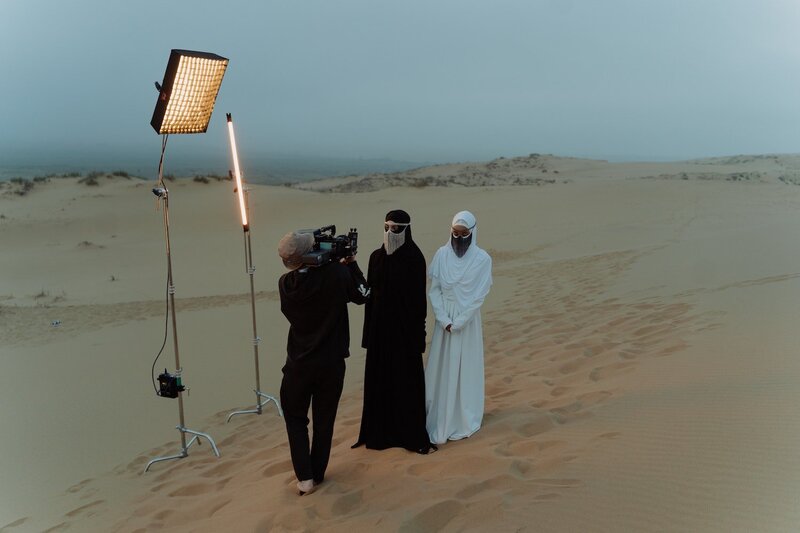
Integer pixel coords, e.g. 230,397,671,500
425,231,492,444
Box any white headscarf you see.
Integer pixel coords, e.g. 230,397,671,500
429,210,493,309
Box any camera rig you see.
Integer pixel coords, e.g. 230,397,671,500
301,225,358,266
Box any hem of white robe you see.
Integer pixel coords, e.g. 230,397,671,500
429,425,481,445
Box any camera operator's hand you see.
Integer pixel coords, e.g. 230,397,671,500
341,255,357,265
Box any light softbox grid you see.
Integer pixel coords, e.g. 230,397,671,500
151,49,229,134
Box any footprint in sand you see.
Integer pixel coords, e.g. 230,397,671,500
167,482,221,497
489,388,519,400
576,390,613,407
42,522,69,533
331,489,363,516
204,498,233,518
509,459,535,479
589,362,636,382
64,500,105,518
153,509,177,521
516,416,555,437
455,474,516,499
398,500,464,533
1,517,29,530
199,461,236,478
66,478,93,493
529,478,581,488
262,459,293,478
558,358,589,375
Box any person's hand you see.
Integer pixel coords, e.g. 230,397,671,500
445,324,452,332
340,255,357,264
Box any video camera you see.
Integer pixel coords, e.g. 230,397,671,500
301,225,358,266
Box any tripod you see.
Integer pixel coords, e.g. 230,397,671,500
226,217,284,422
145,135,220,472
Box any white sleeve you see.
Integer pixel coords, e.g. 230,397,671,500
428,276,451,329
450,256,492,331
450,294,487,331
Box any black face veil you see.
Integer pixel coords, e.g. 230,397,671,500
451,233,472,257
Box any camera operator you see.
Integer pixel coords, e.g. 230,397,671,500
276,230,370,495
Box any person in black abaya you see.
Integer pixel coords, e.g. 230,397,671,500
352,209,435,454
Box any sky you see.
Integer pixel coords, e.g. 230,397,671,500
1,0,800,170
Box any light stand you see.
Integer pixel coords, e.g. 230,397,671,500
225,113,283,422
144,49,228,472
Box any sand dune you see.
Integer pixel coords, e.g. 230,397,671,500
3,157,800,531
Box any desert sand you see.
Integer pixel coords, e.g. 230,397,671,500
2,154,800,532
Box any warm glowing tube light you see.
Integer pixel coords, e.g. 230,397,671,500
151,49,229,134
226,113,248,229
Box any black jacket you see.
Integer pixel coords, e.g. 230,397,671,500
279,261,369,364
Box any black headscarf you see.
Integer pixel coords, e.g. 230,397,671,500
386,209,411,224
385,209,413,244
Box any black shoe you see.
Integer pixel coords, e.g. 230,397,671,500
415,443,438,455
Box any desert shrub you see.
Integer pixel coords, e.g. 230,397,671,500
193,175,210,184
77,240,104,248
10,178,34,195
112,170,130,178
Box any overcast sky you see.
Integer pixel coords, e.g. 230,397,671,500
2,0,800,166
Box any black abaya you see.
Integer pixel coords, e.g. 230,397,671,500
354,222,432,453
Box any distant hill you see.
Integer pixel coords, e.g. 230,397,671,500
0,154,433,184
288,153,800,192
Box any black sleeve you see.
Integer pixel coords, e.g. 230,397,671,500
361,252,376,349
342,261,370,305
408,252,428,354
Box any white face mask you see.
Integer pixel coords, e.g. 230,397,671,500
384,227,407,255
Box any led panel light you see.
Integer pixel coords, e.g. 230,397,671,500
151,49,229,134
226,114,248,228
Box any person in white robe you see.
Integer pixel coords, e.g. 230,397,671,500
425,210,492,444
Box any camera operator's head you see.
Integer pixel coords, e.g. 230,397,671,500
278,231,314,270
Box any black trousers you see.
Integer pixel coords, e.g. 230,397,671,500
280,356,346,483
